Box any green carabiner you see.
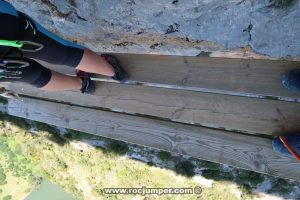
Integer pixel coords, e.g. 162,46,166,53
0,40,43,52
0,40,23,48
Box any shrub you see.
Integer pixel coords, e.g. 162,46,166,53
3,114,30,130
266,178,296,194
157,151,172,161
0,97,8,105
105,140,129,155
236,170,264,187
269,0,294,8
34,122,67,146
174,161,195,177
0,167,6,185
239,184,254,199
2,195,12,200
64,129,93,141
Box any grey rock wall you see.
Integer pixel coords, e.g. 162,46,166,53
8,0,300,58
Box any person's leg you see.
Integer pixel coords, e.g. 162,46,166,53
1,57,51,88
0,57,90,92
76,50,128,82
40,70,81,91
17,12,127,81
41,70,95,93
75,48,114,76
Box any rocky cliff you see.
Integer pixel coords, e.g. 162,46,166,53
8,0,300,59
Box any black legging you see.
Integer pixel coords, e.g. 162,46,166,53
1,57,52,88
0,0,84,88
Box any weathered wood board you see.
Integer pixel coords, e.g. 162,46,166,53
36,54,300,101
6,97,300,181
8,82,300,135
5,54,299,181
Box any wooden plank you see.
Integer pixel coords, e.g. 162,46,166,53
8,82,300,135
36,54,300,100
6,97,300,181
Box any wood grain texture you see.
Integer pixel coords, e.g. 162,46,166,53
36,54,300,100
112,54,300,98
6,97,300,181
8,82,300,135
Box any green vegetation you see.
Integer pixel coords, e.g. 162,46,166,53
200,182,240,200
175,161,195,177
157,151,172,161
33,121,67,146
0,166,6,185
64,129,94,141
196,51,212,57
3,195,12,200
265,96,279,101
0,97,8,105
201,168,234,181
266,178,298,194
200,160,234,181
105,140,129,155
200,160,267,198
269,0,294,8
236,170,265,187
235,171,264,199
239,184,253,200
0,115,40,200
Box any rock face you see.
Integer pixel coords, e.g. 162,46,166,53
8,0,300,58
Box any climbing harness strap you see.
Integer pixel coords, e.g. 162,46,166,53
0,59,29,79
0,39,43,52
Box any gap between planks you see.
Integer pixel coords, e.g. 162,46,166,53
6,96,300,181
7,82,300,136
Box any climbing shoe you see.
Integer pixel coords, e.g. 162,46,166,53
282,69,300,92
101,54,129,83
76,70,95,94
272,133,300,162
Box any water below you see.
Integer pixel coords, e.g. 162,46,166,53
25,179,78,200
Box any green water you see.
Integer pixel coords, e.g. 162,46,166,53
25,179,78,200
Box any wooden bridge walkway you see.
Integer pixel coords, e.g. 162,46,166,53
5,54,300,181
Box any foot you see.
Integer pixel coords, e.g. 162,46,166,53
282,69,300,91
101,54,129,83
76,70,95,94
272,133,300,159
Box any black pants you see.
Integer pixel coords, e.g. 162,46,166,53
0,57,52,88
0,1,84,88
